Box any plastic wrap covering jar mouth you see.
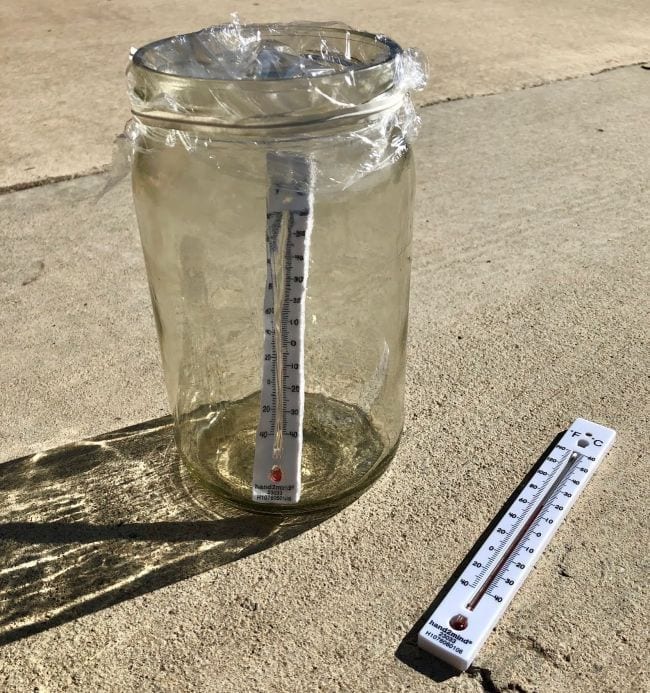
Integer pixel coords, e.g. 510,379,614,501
126,21,427,513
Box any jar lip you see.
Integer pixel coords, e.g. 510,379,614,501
128,23,409,128
131,24,402,84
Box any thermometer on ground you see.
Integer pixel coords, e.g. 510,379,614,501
418,418,616,670
252,152,313,504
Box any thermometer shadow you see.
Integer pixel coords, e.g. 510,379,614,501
395,432,564,682
0,417,333,646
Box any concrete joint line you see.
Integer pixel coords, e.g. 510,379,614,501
418,60,650,110
0,166,109,197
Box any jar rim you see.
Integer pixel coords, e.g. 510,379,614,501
128,23,408,129
132,24,402,84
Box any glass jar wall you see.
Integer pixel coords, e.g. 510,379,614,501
128,23,424,512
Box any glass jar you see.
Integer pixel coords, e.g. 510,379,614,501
127,22,426,513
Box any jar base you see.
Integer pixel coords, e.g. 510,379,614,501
177,392,400,515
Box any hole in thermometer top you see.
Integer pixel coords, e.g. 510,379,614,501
417,418,616,672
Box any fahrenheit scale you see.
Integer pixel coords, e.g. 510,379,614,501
418,418,616,670
252,153,313,504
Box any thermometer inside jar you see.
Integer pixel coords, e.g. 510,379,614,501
252,152,313,504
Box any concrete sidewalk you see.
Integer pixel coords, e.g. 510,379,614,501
1,2,649,691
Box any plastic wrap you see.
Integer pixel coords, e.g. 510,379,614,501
123,19,427,188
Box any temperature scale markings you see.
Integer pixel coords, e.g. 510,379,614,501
468,450,578,609
467,451,569,589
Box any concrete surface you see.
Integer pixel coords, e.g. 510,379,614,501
1,2,649,691
2,1,650,189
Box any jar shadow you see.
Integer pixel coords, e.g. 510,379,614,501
0,417,334,646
